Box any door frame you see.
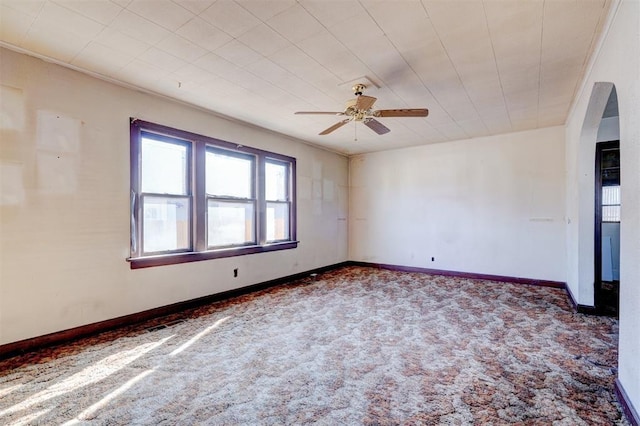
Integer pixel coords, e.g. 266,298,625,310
594,139,620,312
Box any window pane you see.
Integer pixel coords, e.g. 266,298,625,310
601,149,620,169
266,161,287,201
602,186,620,205
206,151,253,198
603,206,620,222
267,202,289,241
141,137,188,195
143,196,190,253
208,200,255,247
602,186,620,222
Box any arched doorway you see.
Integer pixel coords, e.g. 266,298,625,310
577,82,620,315
594,87,620,315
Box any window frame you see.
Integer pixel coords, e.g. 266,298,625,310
205,147,258,249
601,185,621,223
138,133,193,256
129,119,297,269
265,158,292,243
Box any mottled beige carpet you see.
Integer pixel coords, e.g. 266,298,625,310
0,266,628,425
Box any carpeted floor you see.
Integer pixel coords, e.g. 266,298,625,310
0,266,629,425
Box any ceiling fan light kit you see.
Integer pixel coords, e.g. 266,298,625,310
295,83,429,136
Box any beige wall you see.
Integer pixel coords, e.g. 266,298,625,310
0,47,349,345
1,0,638,417
349,126,566,282
564,0,640,414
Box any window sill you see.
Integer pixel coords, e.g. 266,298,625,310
128,241,299,269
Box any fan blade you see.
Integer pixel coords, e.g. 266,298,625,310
355,95,377,111
319,118,351,135
295,111,344,115
364,118,390,135
375,108,429,117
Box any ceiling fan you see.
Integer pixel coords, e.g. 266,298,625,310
295,83,429,135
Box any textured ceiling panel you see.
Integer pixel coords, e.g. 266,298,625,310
0,0,613,155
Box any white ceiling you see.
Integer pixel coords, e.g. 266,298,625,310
0,0,612,155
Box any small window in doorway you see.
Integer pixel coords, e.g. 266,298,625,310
602,185,620,222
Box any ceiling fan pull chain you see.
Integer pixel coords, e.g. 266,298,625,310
354,121,358,141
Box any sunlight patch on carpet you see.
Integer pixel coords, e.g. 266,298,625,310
6,408,50,426
170,316,230,356
0,384,23,399
63,368,156,424
0,336,172,418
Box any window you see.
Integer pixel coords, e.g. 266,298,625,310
206,149,256,248
602,185,620,222
265,160,291,242
599,143,620,223
129,119,297,268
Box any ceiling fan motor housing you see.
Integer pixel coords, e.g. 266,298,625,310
352,83,366,96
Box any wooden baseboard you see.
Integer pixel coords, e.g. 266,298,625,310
349,261,566,288
564,281,619,316
0,261,350,360
564,285,601,315
0,260,593,360
350,262,621,318
3,259,635,423
616,379,640,426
